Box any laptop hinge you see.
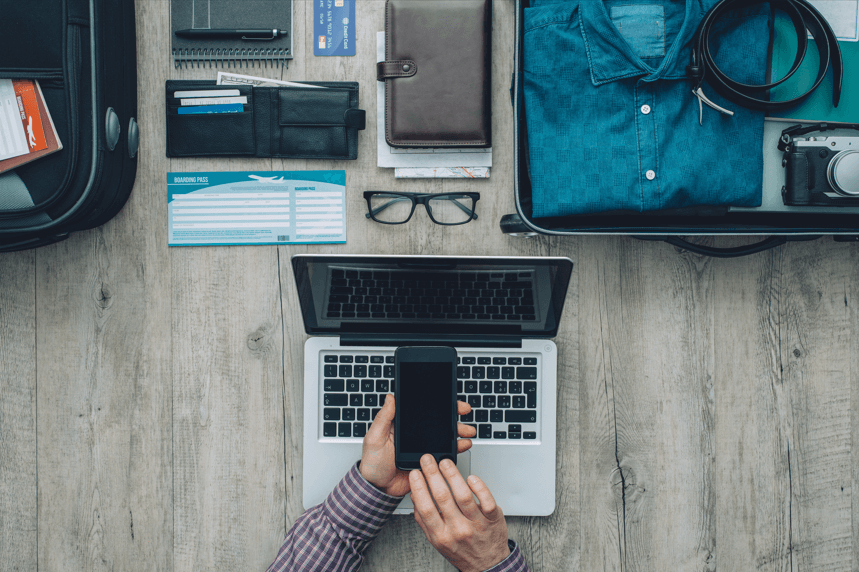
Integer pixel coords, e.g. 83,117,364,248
339,334,523,348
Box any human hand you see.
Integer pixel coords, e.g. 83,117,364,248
359,394,477,497
410,456,511,572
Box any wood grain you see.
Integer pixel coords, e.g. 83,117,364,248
0,251,37,572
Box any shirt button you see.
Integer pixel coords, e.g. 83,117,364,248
645,170,656,180
641,104,651,114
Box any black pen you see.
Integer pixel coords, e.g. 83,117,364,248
175,28,288,41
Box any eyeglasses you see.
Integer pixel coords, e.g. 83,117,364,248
363,191,480,225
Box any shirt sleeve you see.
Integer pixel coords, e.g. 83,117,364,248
482,540,530,572
266,462,404,572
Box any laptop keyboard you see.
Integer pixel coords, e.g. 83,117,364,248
325,269,538,321
321,352,539,442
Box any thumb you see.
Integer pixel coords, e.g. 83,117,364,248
366,394,395,441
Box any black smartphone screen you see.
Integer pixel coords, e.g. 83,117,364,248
398,361,454,454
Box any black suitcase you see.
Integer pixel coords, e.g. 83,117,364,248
0,0,138,252
504,0,859,258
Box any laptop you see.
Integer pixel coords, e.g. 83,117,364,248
294,254,573,516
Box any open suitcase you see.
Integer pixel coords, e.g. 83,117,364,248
0,0,138,253
503,0,859,258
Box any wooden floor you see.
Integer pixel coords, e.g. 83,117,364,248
2,0,858,570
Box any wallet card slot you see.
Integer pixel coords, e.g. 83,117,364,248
280,126,348,158
278,88,351,126
166,110,256,157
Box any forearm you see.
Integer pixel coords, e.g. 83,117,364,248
266,463,403,572
484,541,530,572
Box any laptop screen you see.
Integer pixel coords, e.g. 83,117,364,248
292,255,573,337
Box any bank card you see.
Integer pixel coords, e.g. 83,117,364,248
173,89,241,98
177,103,244,115
180,97,247,106
314,0,355,56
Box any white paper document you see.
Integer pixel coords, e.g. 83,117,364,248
0,80,30,162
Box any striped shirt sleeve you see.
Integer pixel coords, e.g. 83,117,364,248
266,462,403,572
483,540,530,572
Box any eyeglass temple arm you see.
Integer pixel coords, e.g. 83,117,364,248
365,196,412,218
445,196,478,220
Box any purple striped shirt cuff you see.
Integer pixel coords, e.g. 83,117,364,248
484,540,529,572
322,462,404,543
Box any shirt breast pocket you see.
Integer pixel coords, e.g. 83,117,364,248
610,4,665,59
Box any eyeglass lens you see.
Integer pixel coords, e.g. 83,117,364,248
426,194,476,224
368,193,415,223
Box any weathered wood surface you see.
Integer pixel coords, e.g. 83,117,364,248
0,0,858,570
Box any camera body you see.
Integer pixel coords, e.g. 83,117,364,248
782,136,859,206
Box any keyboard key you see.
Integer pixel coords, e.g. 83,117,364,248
347,379,360,392
357,408,370,421
324,355,338,363
509,432,522,439
493,357,507,365
498,395,511,408
508,357,522,365
458,394,466,403
487,366,500,379
476,409,488,422
478,357,491,364
355,356,369,363
369,365,382,378
343,408,356,421
525,382,537,408
457,366,470,379
384,365,395,377
372,408,381,420
324,365,337,377
513,396,526,408
376,380,389,393
339,365,352,377
494,381,507,394
338,423,352,437
324,394,348,407
350,394,363,407
524,431,537,440
386,356,395,363
323,422,336,437
517,367,537,380
467,395,481,408
490,410,503,423
324,379,345,392
501,367,515,380
365,394,378,407
361,380,374,392
465,380,478,393
479,424,492,439
460,411,474,422
472,366,486,379
457,381,463,393
323,408,340,421
508,424,522,433
340,355,354,363
482,396,496,408
505,410,536,423
353,423,367,438
371,356,384,363
493,431,507,439
462,357,476,364
354,365,367,377
524,358,537,365
479,381,492,394
509,381,522,394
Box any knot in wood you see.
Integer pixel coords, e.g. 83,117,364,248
94,283,113,309
247,323,274,353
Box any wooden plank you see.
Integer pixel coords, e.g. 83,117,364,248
714,239,854,571
34,0,174,568
0,251,37,572
578,236,717,572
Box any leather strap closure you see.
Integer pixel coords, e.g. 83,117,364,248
344,108,366,130
376,60,417,81
689,0,842,115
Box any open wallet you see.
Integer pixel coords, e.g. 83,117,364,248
165,80,365,159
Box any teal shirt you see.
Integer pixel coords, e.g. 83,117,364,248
523,0,769,217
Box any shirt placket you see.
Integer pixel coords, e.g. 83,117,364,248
634,79,659,211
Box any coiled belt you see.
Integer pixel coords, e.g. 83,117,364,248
688,0,842,122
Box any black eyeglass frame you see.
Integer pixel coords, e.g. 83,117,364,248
362,191,481,225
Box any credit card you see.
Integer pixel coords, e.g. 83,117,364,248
173,89,241,98
180,96,248,106
177,103,244,115
314,0,355,56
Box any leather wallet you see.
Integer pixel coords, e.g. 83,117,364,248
377,0,492,148
165,80,365,159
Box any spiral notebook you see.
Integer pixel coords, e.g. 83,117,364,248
171,0,293,68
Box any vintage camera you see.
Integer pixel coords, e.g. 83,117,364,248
782,133,859,207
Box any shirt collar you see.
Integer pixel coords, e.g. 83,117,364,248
578,0,704,86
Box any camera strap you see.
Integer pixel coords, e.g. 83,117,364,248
688,0,842,123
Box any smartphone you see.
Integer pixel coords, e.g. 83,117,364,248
394,346,458,470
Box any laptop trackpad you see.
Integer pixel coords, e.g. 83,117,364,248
395,451,471,512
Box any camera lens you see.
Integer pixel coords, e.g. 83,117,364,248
827,150,859,197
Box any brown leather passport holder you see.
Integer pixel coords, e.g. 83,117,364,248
377,0,492,148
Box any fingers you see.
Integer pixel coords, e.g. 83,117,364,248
366,394,395,441
409,469,444,530
419,454,459,517
438,459,482,520
466,475,501,519
457,422,477,438
456,438,473,454
457,400,472,415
